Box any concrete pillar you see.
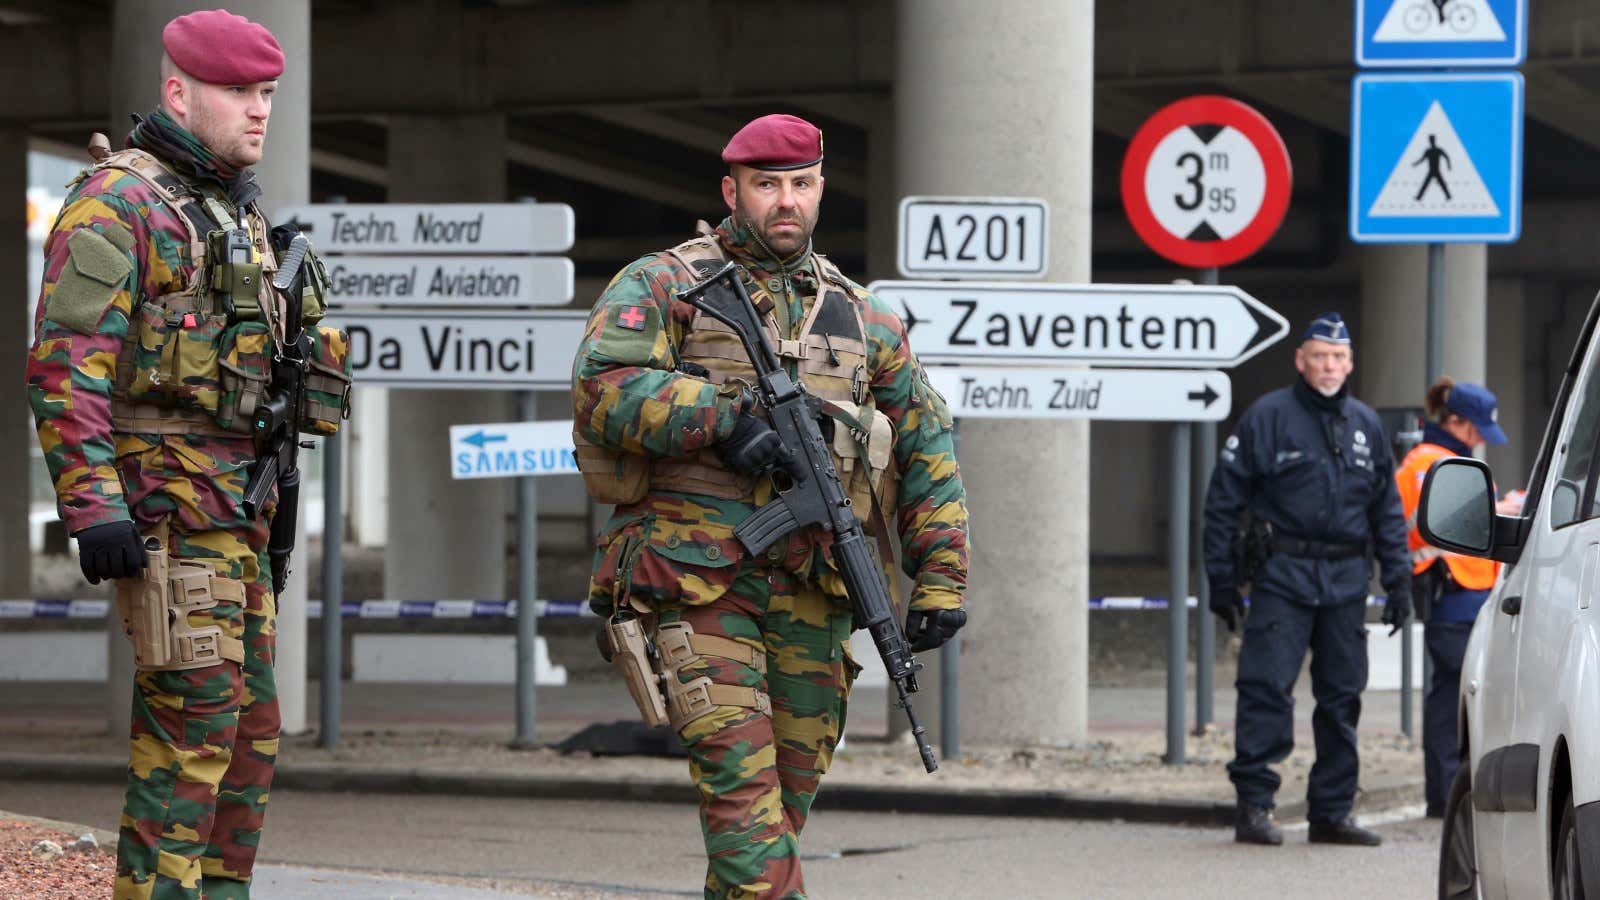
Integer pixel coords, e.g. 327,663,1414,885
1,127,29,597
895,0,1094,745
1358,244,1427,409
865,101,896,283
1485,278,1527,483
109,0,312,735
384,114,510,602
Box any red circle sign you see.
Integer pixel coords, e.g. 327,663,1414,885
1120,96,1292,269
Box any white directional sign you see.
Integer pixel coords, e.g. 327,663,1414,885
925,367,1231,422
449,420,580,480
323,255,575,307
326,310,587,389
897,196,1048,279
869,280,1289,369
275,203,575,254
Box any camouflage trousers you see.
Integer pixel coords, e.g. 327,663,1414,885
657,565,860,900
113,437,279,900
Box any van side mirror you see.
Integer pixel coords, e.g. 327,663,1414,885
1418,457,1496,556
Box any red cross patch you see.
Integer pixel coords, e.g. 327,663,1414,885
617,306,647,331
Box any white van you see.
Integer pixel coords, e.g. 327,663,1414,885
1418,305,1600,899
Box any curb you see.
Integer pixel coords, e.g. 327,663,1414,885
0,755,1422,829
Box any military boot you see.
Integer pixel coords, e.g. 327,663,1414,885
1234,804,1283,845
1307,816,1383,846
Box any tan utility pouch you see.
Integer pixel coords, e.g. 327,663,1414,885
574,429,648,505
655,622,771,731
601,612,669,727
114,541,247,671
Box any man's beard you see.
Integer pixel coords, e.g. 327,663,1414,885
736,198,814,258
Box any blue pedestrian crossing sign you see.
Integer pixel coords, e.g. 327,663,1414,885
1355,0,1526,67
1350,73,1523,244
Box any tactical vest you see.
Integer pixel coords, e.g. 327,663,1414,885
577,235,898,535
81,147,345,439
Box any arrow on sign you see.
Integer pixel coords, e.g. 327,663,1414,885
1188,384,1221,408
284,216,313,234
461,430,508,449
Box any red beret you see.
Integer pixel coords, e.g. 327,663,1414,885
162,9,284,85
721,114,824,171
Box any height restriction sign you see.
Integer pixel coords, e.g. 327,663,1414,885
1120,96,1293,269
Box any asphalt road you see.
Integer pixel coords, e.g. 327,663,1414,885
0,781,1441,898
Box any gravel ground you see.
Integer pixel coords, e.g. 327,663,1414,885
0,817,114,899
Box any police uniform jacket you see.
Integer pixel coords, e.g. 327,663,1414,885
1203,378,1411,606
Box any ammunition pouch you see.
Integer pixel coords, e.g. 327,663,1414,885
600,611,669,727
655,621,771,731
574,429,649,505
300,324,354,436
114,541,246,671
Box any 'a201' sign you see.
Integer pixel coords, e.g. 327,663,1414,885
897,197,1049,280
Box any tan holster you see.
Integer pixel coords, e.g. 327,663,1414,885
655,622,771,731
114,540,247,671
601,612,670,727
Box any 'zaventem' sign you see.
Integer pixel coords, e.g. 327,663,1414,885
869,280,1288,369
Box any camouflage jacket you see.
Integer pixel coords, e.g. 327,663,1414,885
26,113,269,536
574,218,969,614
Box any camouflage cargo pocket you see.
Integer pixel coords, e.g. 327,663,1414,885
592,515,742,612
300,324,352,435
215,320,272,434
126,300,225,414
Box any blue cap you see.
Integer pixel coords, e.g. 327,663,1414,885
1446,382,1507,445
1302,312,1351,345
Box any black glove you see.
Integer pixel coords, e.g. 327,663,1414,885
905,608,967,652
717,409,803,479
74,521,148,584
1382,583,1414,636
1210,584,1246,633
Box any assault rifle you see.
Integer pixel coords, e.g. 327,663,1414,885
241,229,317,594
678,263,938,773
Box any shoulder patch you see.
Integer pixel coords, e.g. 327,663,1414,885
45,226,134,333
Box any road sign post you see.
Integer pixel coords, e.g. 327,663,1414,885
1121,96,1293,764
297,199,577,747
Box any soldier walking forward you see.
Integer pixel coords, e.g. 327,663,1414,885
24,10,349,899
573,114,970,899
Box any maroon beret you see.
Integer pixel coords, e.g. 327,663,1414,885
162,9,284,85
721,114,824,171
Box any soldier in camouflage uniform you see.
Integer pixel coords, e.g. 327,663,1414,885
24,11,348,900
573,114,969,899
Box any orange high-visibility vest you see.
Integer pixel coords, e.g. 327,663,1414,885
1396,442,1501,589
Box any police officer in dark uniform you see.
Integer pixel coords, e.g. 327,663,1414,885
1203,312,1413,846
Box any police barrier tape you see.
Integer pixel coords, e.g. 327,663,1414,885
0,596,1391,619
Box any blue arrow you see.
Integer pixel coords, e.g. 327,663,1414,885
461,430,508,449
